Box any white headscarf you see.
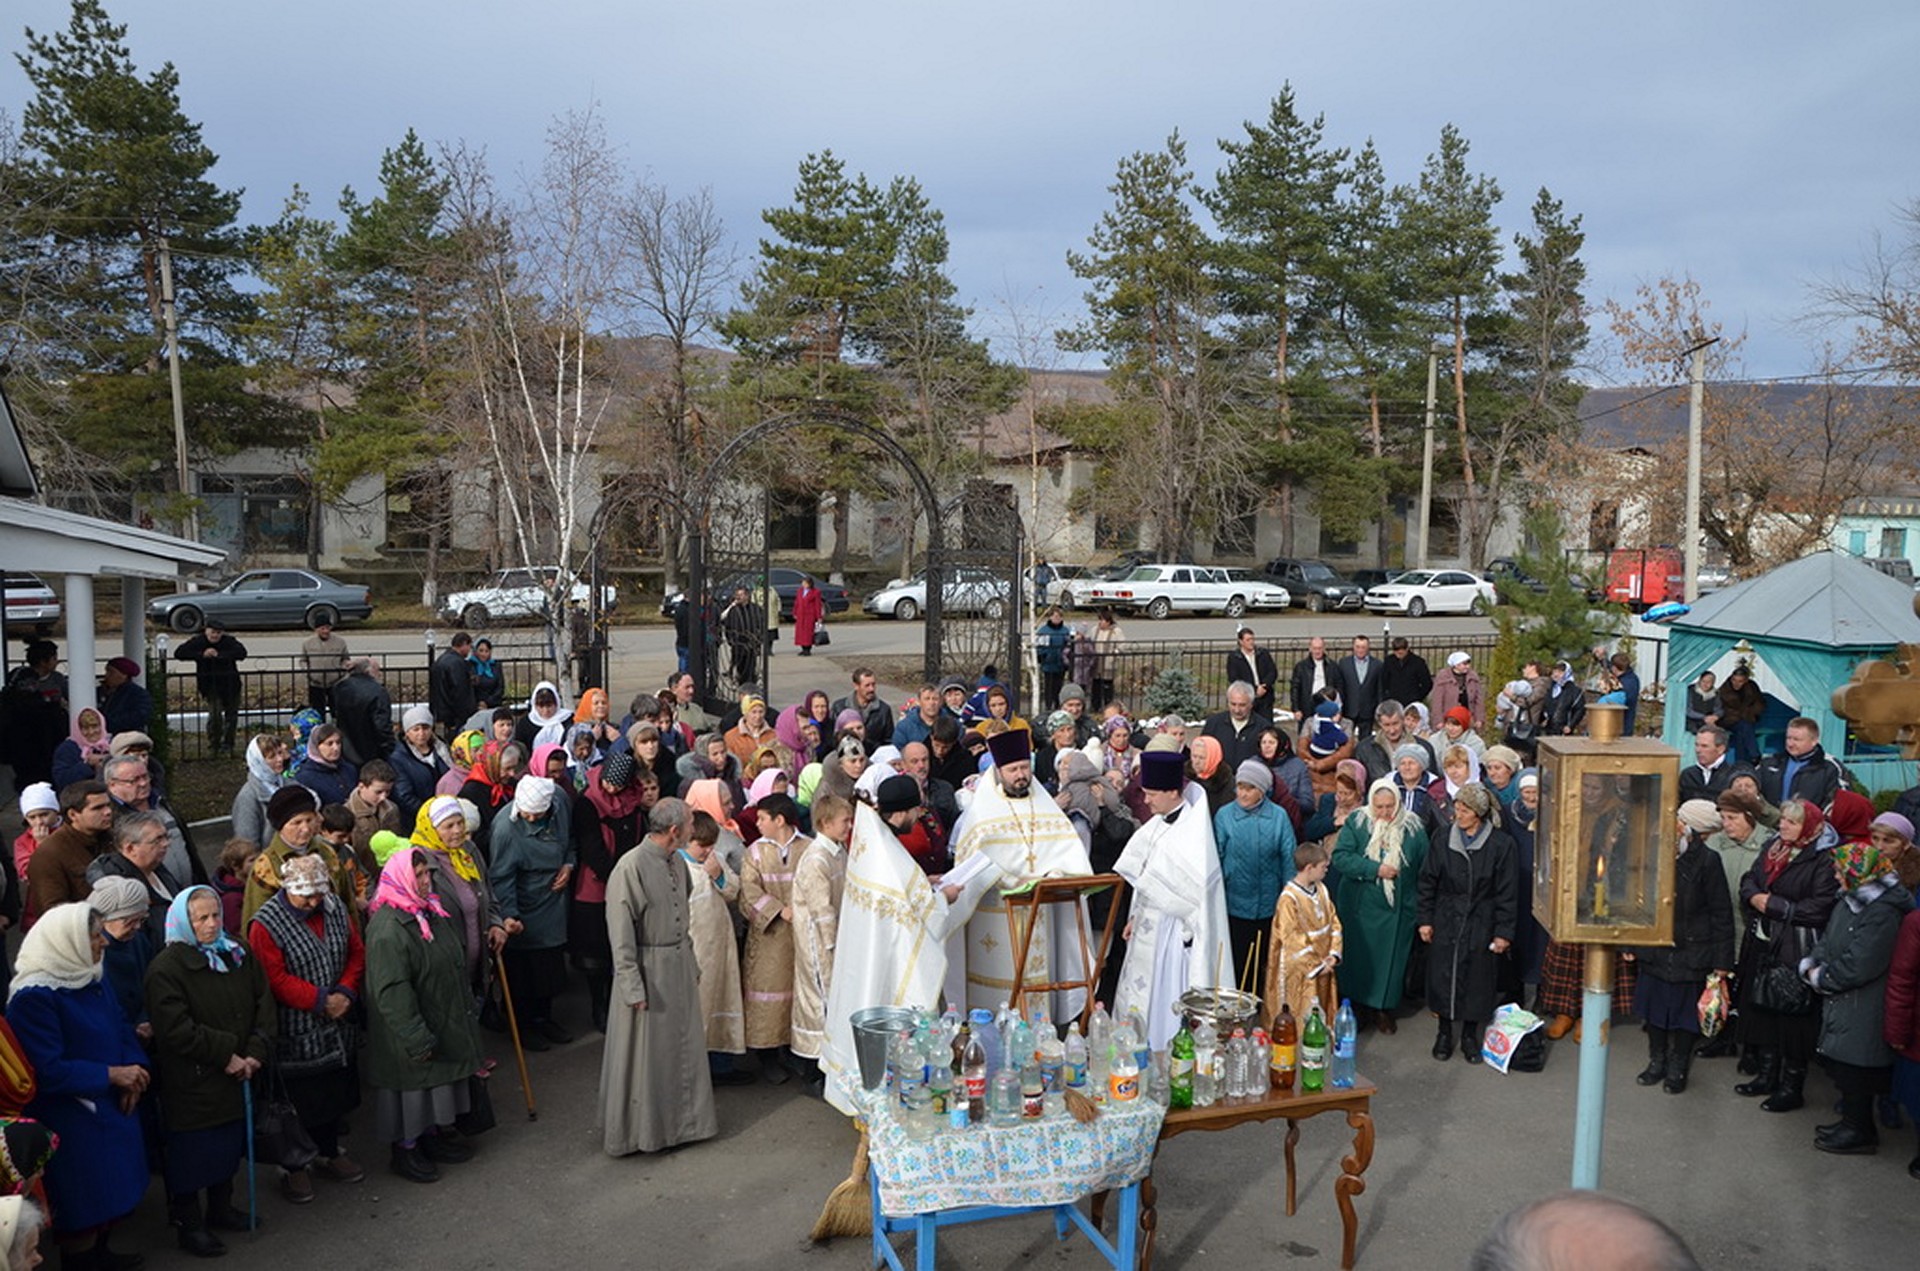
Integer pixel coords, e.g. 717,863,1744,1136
9,903,102,1000
1363,777,1416,907
524,681,570,749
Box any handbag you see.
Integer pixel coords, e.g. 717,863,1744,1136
1752,921,1816,1015
455,1072,497,1137
251,1066,318,1171
813,622,831,648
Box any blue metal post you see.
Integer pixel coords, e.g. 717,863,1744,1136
1570,945,1613,1188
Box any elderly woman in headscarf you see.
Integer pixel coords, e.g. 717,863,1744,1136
572,751,654,1033
514,681,571,752
1801,831,1912,1154
7,904,150,1268
725,694,780,766
815,736,869,809
1304,757,1370,843
1415,782,1517,1064
247,853,366,1202
1187,735,1231,814
676,733,741,803
1732,797,1840,1113
438,729,488,799
488,776,574,1048
292,722,358,808
572,687,619,755
773,705,816,781
458,742,525,847
1389,743,1445,839
365,848,483,1185
90,878,157,1041
1626,801,1735,1096
1507,772,1549,1002
145,885,275,1254
685,779,748,881
410,796,510,1010
1333,777,1432,1034
51,707,112,792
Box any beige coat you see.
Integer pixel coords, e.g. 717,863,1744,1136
741,832,808,1048
685,849,744,1055
789,835,848,1060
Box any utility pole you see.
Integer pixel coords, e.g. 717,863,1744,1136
158,238,198,543
1681,330,1719,603
1417,340,1441,569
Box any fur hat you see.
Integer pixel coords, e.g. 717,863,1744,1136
267,785,320,831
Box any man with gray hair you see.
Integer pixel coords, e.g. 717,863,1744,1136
1356,700,1436,785
598,795,716,1156
1202,680,1265,772
1468,1190,1701,1271
102,754,204,890
86,809,175,946
331,655,394,766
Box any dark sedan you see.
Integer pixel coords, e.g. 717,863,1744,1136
148,569,375,633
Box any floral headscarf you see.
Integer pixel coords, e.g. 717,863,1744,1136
412,796,483,883
449,729,487,771
1763,799,1826,885
371,847,450,942
1832,839,1891,894
165,885,247,973
288,707,324,769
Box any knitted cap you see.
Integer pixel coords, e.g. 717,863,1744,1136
1235,760,1273,794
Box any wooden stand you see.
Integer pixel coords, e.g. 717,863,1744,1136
1002,873,1126,1029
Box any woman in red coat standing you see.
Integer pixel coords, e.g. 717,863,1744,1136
791,576,825,658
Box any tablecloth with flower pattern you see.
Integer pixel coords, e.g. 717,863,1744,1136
859,1089,1166,1218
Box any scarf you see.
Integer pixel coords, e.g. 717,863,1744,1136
69,708,111,762
686,779,741,840
0,1117,55,1191
1450,817,1493,856
164,885,247,973
412,797,483,883
466,650,499,680
1763,803,1826,885
524,680,570,749
8,904,103,999
371,847,451,942
1828,790,1876,845
450,729,487,772
774,704,811,758
466,749,516,809
288,707,324,770
246,735,287,794
1362,777,1412,905
1833,839,1891,894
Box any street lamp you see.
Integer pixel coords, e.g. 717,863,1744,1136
1416,335,1451,569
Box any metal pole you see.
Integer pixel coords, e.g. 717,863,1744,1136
1417,346,1438,569
686,524,708,703
1682,332,1715,603
158,238,198,543
1571,945,1615,1188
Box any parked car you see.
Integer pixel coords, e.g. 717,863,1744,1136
1362,569,1497,618
1261,558,1366,612
1080,563,1289,620
664,569,851,624
2,575,61,634
1486,556,1599,603
148,569,375,633
1062,554,1158,610
442,567,617,629
1033,562,1090,607
1348,568,1402,593
864,567,1011,621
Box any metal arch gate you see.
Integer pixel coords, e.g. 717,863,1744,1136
683,408,966,709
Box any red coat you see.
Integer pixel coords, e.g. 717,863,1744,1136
1886,906,1920,1062
792,585,826,649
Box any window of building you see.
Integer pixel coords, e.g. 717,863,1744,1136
201,475,309,556
1589,502,1621,554
1317,523,1360,557
1849,529,1868,556
1882,527,1908,558
1429,501,1461,557
767,490,820,551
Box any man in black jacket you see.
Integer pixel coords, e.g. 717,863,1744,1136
331,656,394,767
1678,725,1736,806
1290,636,1338,719
1337,634,1383,735
1226,627,1278,723
1380,636,1433,712
173,622,248,757
1755,717,1846,811
430,631,477,735
1201,681,1265,773
1354,700,1436,784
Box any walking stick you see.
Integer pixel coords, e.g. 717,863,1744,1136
493,947,539,1120
242,1079,257,1232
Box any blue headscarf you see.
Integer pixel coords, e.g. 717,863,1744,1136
165,885,247,973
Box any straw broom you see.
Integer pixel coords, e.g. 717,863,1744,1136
809,1126,871,1241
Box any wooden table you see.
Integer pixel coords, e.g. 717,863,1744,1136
1091,1079,1377,1269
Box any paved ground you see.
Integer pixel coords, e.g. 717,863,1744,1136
100,979,1911,1270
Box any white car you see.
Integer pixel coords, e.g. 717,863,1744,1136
863,567,1011,621
442,567,617,628
1080,564,1290,620
3,575,62,634
1363,569,1497,617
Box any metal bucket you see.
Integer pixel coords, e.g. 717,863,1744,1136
849,1006,917,1090
1177,988,1260,1036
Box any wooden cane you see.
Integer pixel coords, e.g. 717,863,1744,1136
493,948,539,1120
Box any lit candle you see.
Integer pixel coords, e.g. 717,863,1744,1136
1592,854,1610,921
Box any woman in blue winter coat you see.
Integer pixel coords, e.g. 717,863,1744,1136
1214,760,1297,993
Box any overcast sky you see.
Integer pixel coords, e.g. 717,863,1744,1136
5,1,1916,382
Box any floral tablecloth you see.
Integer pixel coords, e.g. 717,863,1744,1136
859,1089,1166,1218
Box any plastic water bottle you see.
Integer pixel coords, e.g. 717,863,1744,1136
947,1056,970,1131
969,1008,1002,1082
929,1050,953,1122
1063,1022,1089,1092
1250,1027,1272,1094
1331,1000,1358,1089
1028,996,1052,1041
1168,1022,1195,1109
903,1075,934,1138
989,1068,1022,1126
889,1029,919,1104
1192,1019,1218,1107
1127,1005,1151,1070
1225,1028,1249,1098
1010,1018,1035,1072
1038,1034,1065,1093
1088,1005,1113,1098
962,1033,988,1124
1300,1004,1328,1093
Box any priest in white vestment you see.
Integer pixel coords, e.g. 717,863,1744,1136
1112,748,1234,1051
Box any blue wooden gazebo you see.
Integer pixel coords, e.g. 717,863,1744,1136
1659,551,1920,793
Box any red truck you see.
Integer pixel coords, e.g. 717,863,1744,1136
1606,547,1686,611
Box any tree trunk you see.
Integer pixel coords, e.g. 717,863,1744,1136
829,487,851,584
1276,330,1295,556
1451,304,1479,564
1369,386,1389,567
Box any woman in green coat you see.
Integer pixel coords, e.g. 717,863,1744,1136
365,848,483,1185
1331,778,1430,1033
145,885,276,1257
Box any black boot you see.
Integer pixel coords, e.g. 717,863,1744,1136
1736,1049,1779,1097
1637,1028,1670,1086
1432,1019,1455,1062
91,1234,144,1271
204,1182,253,1234
1761,1061,1808,1113
169,1194,225,1259
1460,1022,1483,1064
1696,1030,1735,1059
1737,1044,1762,1076
1663,1032,1696,1094
1816,1095,1879,1154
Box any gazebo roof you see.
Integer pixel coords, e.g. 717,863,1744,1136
1670,551,1920,649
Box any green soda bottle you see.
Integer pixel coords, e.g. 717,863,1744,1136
1168,1021,1195,1110
1300,1003,1329,1093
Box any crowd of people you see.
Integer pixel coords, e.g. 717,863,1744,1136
0,617,1915,1271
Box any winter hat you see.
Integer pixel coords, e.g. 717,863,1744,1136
267,785,320,831
1444,706,1473,729
1235,760,1274,794
1144,733,1184,753
1045,710,1075,736
109,731,154,755
1503,679,1532,700
369,830,411,867
402,704,434,732
514,775,556,818
601,749,637,790
1058,682,1087,706
835,709,864,732
1308,716,1349,757
1482,745,1523,774
1871,811,1915,843
1454,783,1494,818
1446,651,1471,669
89,876,151,923
1393,743,1430,772
1517,772,1539,791
18,783,58,818
281,852,333,897
1190,735,1223,780
1314,699,1342,719
1677,799,1722,836
106,656,142,678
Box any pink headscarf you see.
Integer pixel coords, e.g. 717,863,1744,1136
70,707,111,760
529,742,568,781
686,778,739,839
370,847,450,942
774,704,811,757
748,767,788,805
